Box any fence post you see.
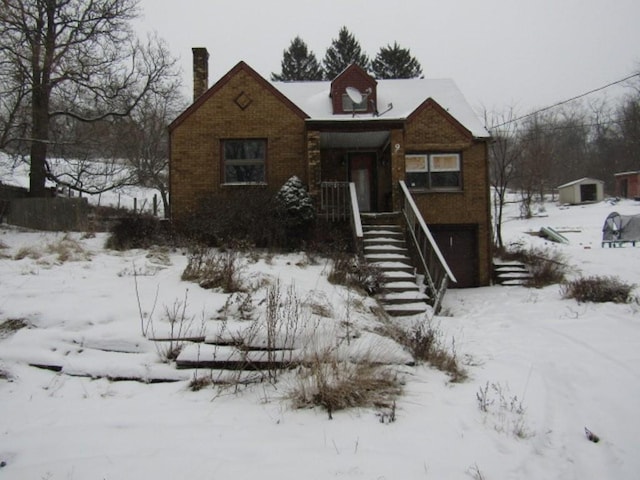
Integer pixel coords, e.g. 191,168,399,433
133,197,137,213
153,194,157,216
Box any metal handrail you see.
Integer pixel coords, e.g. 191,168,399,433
399,180,456,312
348,182,363,239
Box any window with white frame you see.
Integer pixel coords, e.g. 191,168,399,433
405,153,461,190
222,139,266,184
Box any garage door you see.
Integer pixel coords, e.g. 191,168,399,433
430,225,478,288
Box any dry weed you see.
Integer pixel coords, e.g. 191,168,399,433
13,246,41,260
289,355,403,419
182,247,245,293
561,275,635,304
377,318,467,382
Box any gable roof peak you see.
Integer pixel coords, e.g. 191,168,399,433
331,63,376,85
169,58,308,131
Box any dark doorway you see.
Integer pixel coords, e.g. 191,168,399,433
620,179,628,198
430,225,478,288
580,183,597,202
349,153,375,212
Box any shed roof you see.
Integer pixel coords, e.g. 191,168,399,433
557,177,605,189
614,171,640,177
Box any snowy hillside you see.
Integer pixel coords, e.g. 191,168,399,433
0,195,639,479
0,153,162,216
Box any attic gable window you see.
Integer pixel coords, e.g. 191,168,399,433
405,153,461,190
222,139,266,184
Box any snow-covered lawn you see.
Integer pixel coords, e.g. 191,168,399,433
1,198,639,479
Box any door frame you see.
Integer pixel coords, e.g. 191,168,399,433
429,224,479,288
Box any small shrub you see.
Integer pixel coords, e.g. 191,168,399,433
13,246,41,260
183,190,283,248
327,252,385,295
155,296,196,363
289,357,402,419
377,319,467,382
182,247,245,293
189,375,213,391
307,220,352,255
274,176,316,248
561,275,635,304
0,318,28,338
46,234,91,262
105,215,163,250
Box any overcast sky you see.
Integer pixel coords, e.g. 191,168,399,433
136,0,640,116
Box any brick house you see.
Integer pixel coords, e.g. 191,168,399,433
169,48,492,289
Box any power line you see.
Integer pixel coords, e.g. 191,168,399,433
491,72,640,129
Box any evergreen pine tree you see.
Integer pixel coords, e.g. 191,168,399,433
371,42,423,79
322,26,370,79
271,36,324,81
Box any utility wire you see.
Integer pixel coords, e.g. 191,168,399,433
491,72,640,129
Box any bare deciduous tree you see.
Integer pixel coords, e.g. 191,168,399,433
486,108,521,248
0,0,179,196
117,87,186,217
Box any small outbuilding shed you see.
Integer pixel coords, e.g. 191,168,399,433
614,171,640,199
557,177,604,205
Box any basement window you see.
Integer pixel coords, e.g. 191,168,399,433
222,139,266,184
405,153,461,190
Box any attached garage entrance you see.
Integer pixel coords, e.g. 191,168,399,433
430,225,479,288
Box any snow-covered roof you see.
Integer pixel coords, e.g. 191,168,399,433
557,177,604,189
614,170,640,177
272,78,490,138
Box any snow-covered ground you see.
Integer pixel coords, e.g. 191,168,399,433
0,153,162,216
1,194,639,479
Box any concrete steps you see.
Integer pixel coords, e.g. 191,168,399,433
493,262,532,286
361,213,429,317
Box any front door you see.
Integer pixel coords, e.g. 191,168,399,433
349,154,374,212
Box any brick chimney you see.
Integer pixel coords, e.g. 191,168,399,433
192,47,209,101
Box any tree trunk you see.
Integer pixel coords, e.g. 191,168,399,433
29,87,51,197
160,189,170,219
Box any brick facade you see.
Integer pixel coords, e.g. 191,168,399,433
170,63,308,220
330,64,377,115
400,102,493,286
